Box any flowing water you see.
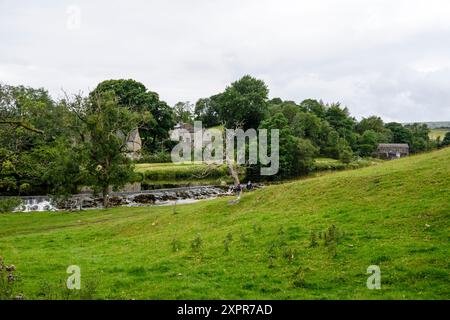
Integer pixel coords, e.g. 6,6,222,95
10,185,234,212
15,197,58,212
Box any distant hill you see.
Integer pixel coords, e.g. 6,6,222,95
402,121,450,129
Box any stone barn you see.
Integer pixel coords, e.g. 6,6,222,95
375,143,409,160
170,122,196,145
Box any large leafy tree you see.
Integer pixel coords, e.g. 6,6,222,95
406,123,432,153
90,79,175,151
357,116,385,134
385,122,413,145
194,96,221,128
69,91,147,207
173,101,194,124
357,130,381,156
355,116,392,156
441,132,450,147
299,99,326,118
324,103,358,149
325,103,356,134
357,116,392,140
216,75,269,130
259,113,317,179
291,112,322,145
0,85,72,195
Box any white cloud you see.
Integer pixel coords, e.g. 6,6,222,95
1,0,450,121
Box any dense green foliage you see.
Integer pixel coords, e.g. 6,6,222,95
90,79,176,151
441,132,450,147
0,147,448,299
74,92,147,206
0,197,22,213
0,85,74,195
193,76,438,179
0,76,443,195
136,162,233,185
0,82,174,197
173,101,194,124
194,76,269,129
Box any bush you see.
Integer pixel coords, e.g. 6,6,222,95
191,234,203,252
0,257,20,300
339,147,353,164
136,151,172,164
0,197,22,213
291,267,306,288
313,158,377,172
223,233,233,253
142,164,229,181
309,231,318,247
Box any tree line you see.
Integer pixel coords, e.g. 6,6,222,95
1,76,448,201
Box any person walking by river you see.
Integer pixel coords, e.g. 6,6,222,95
235,183,242,197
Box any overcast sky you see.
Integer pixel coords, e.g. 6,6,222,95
1,0,450,122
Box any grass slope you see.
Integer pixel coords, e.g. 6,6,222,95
0,148,449,299
429,128,449,140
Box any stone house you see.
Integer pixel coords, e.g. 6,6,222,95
375,143,409,160
170,122,195,145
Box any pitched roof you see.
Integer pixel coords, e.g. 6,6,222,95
377,143,409,148
173,122,194,133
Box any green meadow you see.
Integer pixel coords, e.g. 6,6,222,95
135,162,235,187
0,147,449,299
429,128,450,140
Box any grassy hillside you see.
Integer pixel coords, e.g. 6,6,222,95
0,148,449,299
429,128,449,140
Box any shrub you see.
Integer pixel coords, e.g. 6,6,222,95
309,231,318,247
0,197,22,213
323,225,342,258
191,234,203,252
239,231,250,246
223,233,233,253
0,257,20,300
324,224,341,246
267,242,277,268
339,148,353,164
136,151,172,164
291,267,306,288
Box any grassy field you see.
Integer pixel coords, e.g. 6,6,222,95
429,128,449,140
135,162,236,187
313,157,382,171
0,148,449,299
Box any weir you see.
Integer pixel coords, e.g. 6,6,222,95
5,185,235,212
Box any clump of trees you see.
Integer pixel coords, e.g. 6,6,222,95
192,75,440,180
0,76,445,198
441,132,450,147
0,81,173,206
